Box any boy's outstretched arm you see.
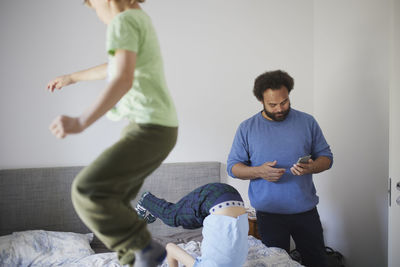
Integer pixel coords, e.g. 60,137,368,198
47,63,108,92
49,50,135,139
166,243,195,267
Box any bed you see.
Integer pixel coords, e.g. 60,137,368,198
0,161,303,266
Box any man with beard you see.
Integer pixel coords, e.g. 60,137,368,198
227,70,333,267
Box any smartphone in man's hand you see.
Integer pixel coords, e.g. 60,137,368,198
297,155,311,164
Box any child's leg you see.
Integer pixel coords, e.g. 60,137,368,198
71,123,177,266
140,186,210,229
140,183,243,229
166,243,195,267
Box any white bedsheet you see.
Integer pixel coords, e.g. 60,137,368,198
0,231,302,267
69,236,303,267
158,236,303,267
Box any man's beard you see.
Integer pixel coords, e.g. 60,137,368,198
263,105,291,122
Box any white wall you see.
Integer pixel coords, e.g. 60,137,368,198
0,0,124,168
389,0,400,266
0,0,314,204
313,1,389,266
0,0,313,166
0,0,390,266
144,0,314,207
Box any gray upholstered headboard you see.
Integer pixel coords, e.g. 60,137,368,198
0,162,221,252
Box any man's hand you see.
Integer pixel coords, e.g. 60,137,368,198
257,161,286,182
47,74,75,92
49,115,85,139
290,158,314,175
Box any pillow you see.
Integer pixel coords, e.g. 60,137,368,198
0,234,13,264
0,230,95,266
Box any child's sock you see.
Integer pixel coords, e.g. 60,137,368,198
134,239,166,267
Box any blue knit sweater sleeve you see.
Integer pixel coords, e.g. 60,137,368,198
227,120,251,178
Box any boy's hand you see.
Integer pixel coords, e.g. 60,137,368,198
49,115,84,139
47,75,75,92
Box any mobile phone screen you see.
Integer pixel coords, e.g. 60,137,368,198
297,155,311,164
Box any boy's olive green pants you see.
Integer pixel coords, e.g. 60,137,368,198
71,123,177,266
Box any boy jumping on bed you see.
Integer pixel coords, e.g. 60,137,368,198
46,0,178,266
135,182,249,267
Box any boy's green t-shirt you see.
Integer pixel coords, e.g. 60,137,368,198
106,9,178,127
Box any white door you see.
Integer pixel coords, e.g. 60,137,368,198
388,1,400,266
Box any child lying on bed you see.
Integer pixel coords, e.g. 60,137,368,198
135,183,249,267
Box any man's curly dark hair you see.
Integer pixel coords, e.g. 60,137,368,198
253,70,294,101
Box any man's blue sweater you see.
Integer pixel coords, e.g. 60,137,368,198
227,109,333,214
